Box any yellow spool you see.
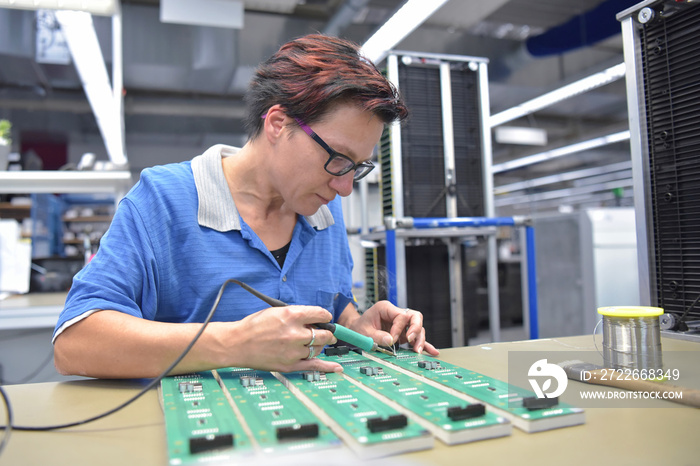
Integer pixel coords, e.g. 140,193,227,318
596,306,664,370
597,306,664,318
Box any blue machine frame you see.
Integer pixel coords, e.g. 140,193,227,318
384,216,539,340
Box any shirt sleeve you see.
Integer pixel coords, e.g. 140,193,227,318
52,193,159,342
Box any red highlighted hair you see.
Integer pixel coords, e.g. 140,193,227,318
244,34,408,139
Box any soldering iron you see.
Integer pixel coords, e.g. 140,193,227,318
230,279,395,356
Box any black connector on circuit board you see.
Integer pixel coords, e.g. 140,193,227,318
447,403,486,420
359,366,384,376
189,433,234,454
276,423,320,441
417,360,441,370
522,396,559,411
324,345,350,356
178,381,203,393
366,414,408,433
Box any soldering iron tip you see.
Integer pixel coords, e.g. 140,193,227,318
375,346,396,356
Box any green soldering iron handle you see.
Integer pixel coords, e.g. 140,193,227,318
314,322,374,353
229,280,376,352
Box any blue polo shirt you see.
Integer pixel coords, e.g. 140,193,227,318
53,145,354,341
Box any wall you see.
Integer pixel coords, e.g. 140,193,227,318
534,207,639,338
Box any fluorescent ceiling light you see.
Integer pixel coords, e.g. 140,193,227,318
494,126,547,146
56,10,126,166
361,0,449,64
492,130,630,173
490,63,626,128
0,0,116,15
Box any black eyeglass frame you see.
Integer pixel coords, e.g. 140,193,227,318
293,117,375,181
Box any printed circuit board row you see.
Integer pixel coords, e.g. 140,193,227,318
160,347,584,464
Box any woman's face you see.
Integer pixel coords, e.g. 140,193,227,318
275,104,385,217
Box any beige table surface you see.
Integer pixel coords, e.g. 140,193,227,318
1,335,698,466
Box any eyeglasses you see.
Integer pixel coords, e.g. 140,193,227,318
293,117,375,181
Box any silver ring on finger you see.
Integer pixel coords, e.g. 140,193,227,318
306,345,316,360
306,327,316,347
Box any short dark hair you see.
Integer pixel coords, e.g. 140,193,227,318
244,34,408,139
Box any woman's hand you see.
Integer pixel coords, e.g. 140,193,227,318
233,305,343,373
341,301,439,356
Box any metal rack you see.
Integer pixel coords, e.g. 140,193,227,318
366,215,538,346
358,51,537,345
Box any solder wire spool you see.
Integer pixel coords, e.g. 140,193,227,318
596,306,664,371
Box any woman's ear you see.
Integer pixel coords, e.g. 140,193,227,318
262,104,288,145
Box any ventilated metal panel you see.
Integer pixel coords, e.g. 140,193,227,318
391,63,485,218
640,3,700,319
378,127,394,218
451,68,485,217
397,64,447,217
364,247,380,309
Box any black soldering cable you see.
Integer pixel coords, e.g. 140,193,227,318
0,386,12,457
0,277,386,445
229,279,286,307
0,278,237,434
676,293,700,331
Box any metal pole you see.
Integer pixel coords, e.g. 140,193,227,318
440,61,463,345
620,16,653,306
477,61,501,343
519,226,531,339
386,54,407,308
526,225,539,339
359,178,369,235
386,227,398,305
440,62,457,218
112,3,126,165
447,240,464,346
486,235,501,342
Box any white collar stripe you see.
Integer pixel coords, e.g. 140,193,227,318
191,145,333,232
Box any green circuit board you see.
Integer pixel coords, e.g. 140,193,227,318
371,349,585,433
216,367,341,455
160,371,252,465
321,350,512,444
160,348,584,463
278,367,434,458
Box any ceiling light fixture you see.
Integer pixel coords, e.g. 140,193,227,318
494,126,547,146
0,0,116,15
492,130,630,173
489,62,626,127
361,0,449,64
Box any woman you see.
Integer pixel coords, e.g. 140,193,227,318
53,34,438,379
